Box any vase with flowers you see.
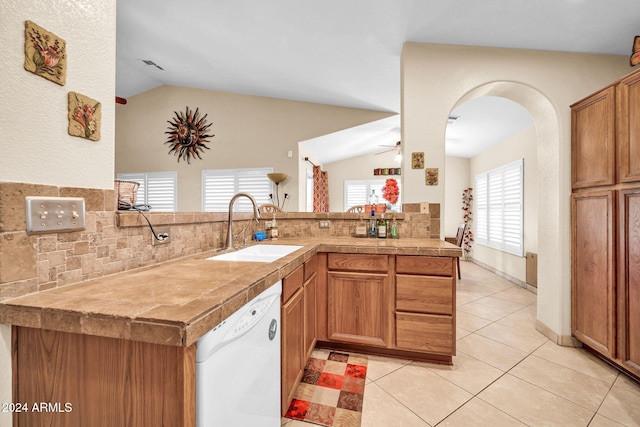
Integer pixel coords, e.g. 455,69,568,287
382,178,400,211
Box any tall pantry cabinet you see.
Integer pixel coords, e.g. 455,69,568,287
571,68,640,379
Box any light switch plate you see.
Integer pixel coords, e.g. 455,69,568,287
25,196,86,234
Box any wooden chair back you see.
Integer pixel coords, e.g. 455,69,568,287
258,204,283,213
455,223,466,247
454,223,466,280
346,205,365,213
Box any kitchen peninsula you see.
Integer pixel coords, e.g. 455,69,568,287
1,237,461,427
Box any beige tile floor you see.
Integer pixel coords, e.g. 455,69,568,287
282,261,640,427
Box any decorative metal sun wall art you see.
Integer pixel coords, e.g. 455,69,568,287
165,106,214,164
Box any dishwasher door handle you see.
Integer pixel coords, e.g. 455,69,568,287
268,318,278,341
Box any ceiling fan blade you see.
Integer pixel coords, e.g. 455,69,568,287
375,148,394,155
378,141,402,148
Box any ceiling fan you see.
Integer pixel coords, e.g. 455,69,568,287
375,140,401,155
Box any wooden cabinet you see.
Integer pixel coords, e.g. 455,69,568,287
395,256,455,356
13,326,196,427
571,190,616,358
326,254,392,348
327,270,391,347
280,256,318,415
571,68,640,380
281,268,305,414
617,71,640,183
304,259,318,358
320,253,456,363
618,188,640,375
571,85,616,189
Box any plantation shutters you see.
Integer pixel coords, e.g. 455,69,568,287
202,168,273,212
475,159,523,256
116,172,177,212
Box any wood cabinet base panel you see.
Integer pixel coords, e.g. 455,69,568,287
12,326,195,427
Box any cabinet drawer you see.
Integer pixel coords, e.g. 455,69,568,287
304,255,317,280
396,275,453,315
396,256,454,276
327,253,388,273
283,264,304,303
396,312,453,355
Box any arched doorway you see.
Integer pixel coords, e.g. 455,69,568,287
447,81,570,345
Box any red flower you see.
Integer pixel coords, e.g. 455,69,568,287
382,178,399,204
83,104,95,122
42,46,59,67
73,107,85,128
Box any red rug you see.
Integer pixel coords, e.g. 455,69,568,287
285,351,368,427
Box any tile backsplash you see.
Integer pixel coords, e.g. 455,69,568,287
0,182,438,302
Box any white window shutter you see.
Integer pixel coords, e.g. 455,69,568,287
203,168,273,212
116,172,177,212
475,173,488,245
146,172,177,212
474,159,523,256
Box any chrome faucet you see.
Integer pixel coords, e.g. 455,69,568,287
226,193,261,249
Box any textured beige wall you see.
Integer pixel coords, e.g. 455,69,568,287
115,85,393,211
0,0,117,421
443,156,471,237
400,41,630,339
0,1,116,189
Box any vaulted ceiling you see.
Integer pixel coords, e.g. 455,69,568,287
116,0,639,161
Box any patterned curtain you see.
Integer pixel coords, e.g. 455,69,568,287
313,166,329,212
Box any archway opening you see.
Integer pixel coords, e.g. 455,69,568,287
444,81,567,344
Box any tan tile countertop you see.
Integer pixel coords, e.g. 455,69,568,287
0,237,461,347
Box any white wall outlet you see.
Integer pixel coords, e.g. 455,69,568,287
25,196,86,234
319,220,330,228
152,228,171,245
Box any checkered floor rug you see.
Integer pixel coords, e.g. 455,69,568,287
285,351,368,427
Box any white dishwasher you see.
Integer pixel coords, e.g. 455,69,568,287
196,281,281,426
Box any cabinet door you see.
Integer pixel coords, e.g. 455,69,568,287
327,271,390,347
617,71,640,183
281,288,304,415
571,86,616,189
304,274,317,359
571,190,616,358
618,188,640,376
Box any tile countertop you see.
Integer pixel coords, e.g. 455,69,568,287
0,237,461,348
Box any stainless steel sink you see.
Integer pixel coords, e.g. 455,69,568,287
206,244,303,263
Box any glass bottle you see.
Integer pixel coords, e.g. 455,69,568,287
369,189,378,209
377,213,387,238
390,213,399,239
270,214,278,240
369,209,377,238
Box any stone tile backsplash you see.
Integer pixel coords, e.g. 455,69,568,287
0,182,439,302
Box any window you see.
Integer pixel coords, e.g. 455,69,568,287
344,179,402,212
475,159,524,256
116,172,177,212
202,167,273,212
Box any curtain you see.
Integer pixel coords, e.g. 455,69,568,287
313,166,329,212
